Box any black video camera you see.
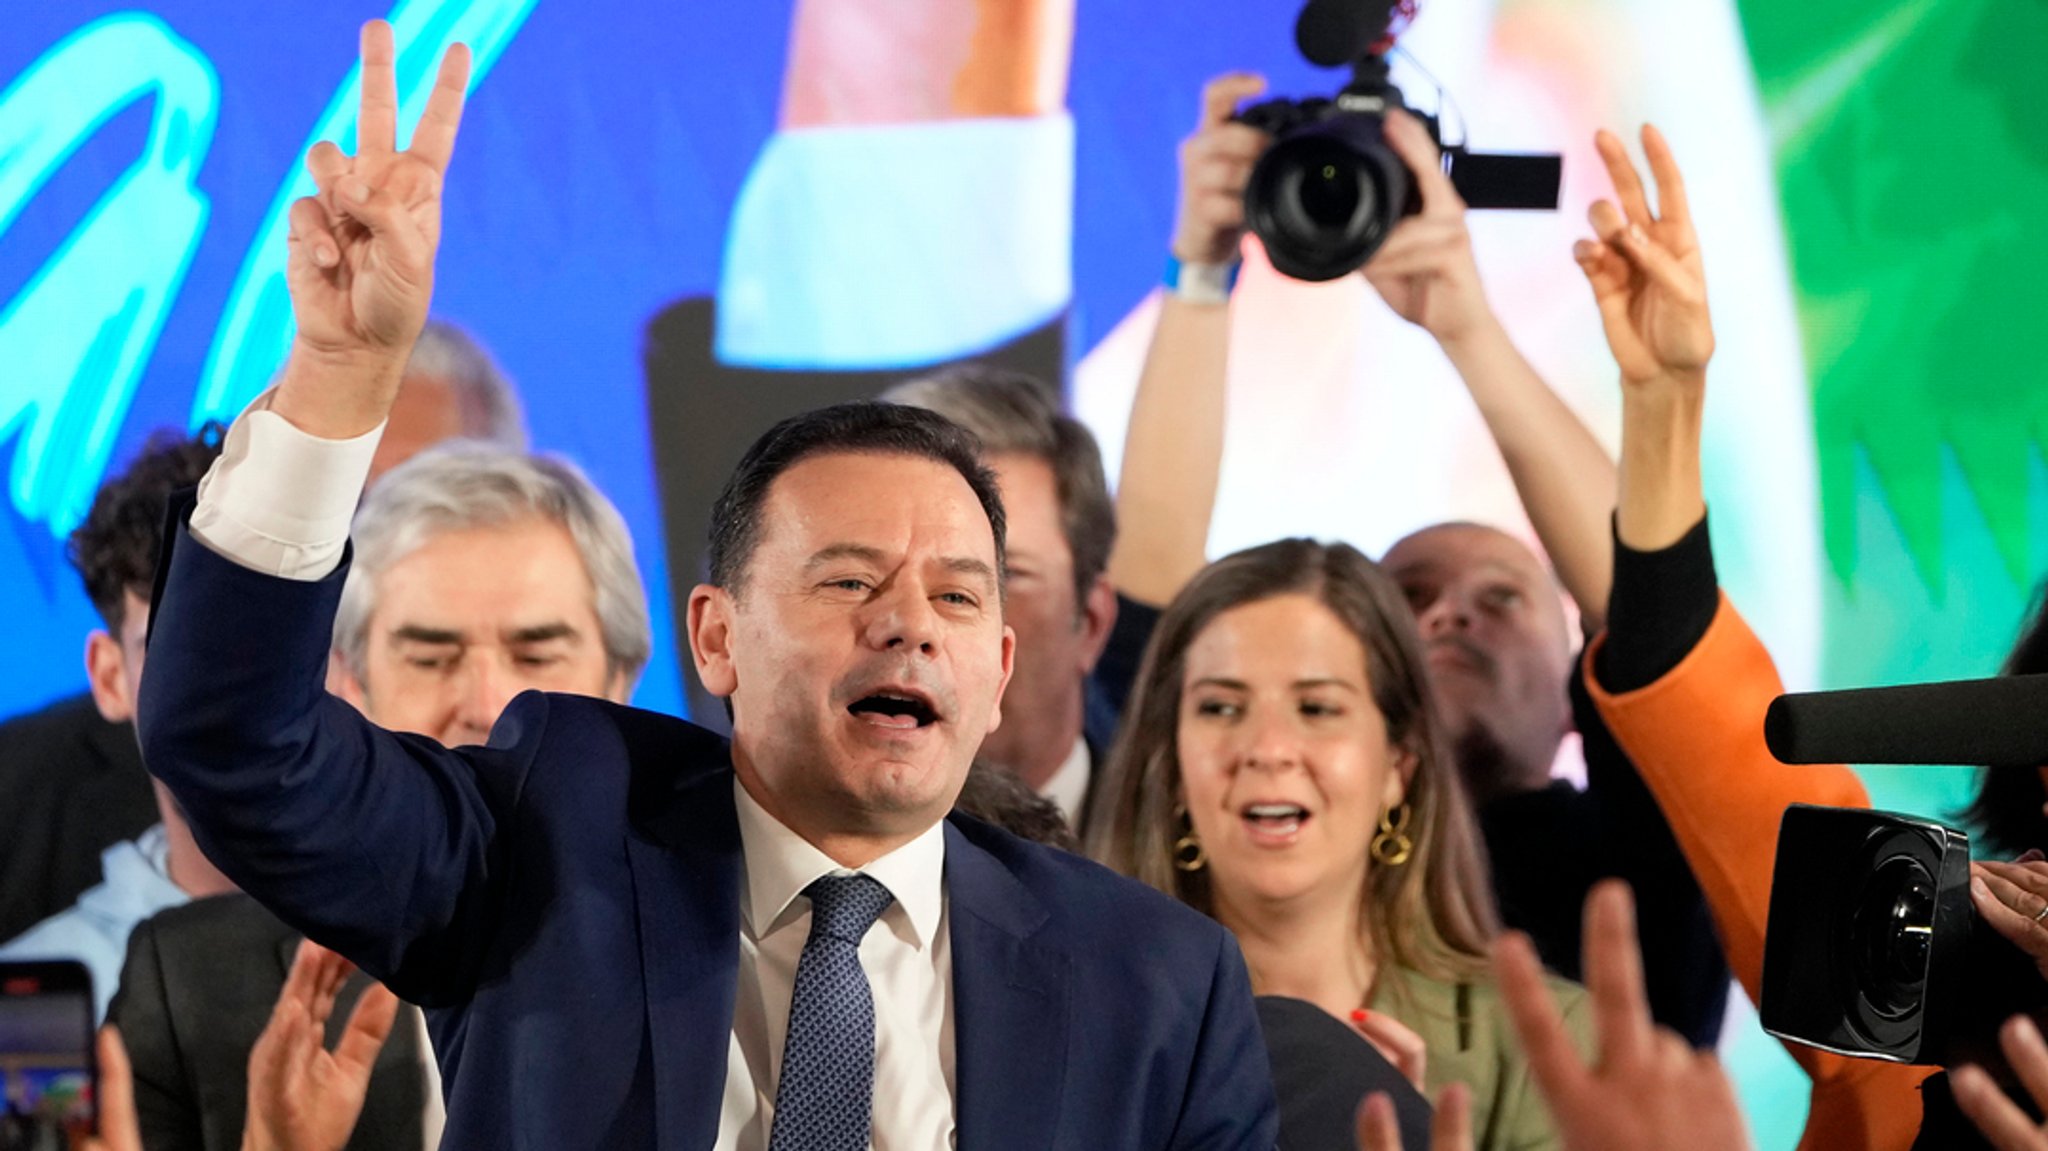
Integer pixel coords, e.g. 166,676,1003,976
1761,805,2047,1066
1236,0,1562,282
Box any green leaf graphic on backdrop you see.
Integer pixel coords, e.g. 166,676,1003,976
1739,0,2048,598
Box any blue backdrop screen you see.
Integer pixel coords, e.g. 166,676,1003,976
0,0,1331,720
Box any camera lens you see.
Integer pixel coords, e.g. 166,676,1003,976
1279,146,1373,235
1850,856,1935,1020
1242,116,1411,282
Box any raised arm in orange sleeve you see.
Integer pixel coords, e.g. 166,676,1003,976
1584,596,1933,1151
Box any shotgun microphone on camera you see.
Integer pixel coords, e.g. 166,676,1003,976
1765,673,2048,768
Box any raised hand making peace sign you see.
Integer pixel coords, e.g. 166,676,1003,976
275,21,470,441
1495,882,1753,1151
1594,125,1714,551
1574,125,1713,389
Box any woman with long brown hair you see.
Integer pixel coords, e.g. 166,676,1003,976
1090,538,1585,1149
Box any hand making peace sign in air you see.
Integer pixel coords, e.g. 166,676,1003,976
1575,125,1714,390
275,20,471,441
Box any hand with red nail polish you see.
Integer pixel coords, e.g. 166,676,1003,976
1348,1006,1428,1093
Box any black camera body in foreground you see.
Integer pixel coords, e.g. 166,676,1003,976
1761,804,2046,1066
1234,0,1562,283
1236,59,1562,283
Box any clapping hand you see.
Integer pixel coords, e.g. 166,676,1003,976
1355,1082,1471,1151
1916,858,2048,1150
240,939,401,1151
275,20,470,440
1575,125,1714,389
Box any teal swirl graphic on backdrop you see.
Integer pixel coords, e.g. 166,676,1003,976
0,14,216,535
190,0,539,429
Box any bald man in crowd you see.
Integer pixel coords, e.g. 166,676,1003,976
1090,72,1729,1045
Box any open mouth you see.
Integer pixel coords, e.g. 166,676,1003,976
1241,803,1310,842
848,690,940,730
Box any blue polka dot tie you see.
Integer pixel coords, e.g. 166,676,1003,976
768,873,896,1151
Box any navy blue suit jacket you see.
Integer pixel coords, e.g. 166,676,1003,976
137,515,1278,1150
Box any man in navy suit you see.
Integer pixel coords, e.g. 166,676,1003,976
136,21,1276,1150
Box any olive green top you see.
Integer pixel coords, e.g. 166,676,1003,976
1368,966,1593,1151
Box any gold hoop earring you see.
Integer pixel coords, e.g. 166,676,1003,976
1172,803,1207,872
1371,802,1413,867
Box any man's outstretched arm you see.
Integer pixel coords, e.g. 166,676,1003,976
137,22,506,1000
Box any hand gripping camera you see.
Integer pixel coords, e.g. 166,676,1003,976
1759,678,2048,1067
1237,0,1563,282
1761,805,2048,1067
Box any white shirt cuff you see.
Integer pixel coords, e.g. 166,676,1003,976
188,389,384,581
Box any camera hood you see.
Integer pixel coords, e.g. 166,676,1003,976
1761,804,2045,1066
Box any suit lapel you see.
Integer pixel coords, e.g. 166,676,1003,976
626,756,743,1151
946,822,1071,1150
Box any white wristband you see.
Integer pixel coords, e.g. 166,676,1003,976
1162,254,1241,304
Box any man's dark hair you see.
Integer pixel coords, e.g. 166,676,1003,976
953,761,1078,852
707,402,1007,594
68,424,226,633
881,366,1116,605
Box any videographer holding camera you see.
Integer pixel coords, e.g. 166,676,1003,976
1100,60,1731,1050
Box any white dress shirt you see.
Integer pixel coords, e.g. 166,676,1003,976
1037,735,1092,829
723,781,955,1150
415,1008,444,1150
189,397,959,1149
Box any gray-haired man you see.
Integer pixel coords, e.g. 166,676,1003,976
0,316,528,943
330,441,648,745
110,441,650,1151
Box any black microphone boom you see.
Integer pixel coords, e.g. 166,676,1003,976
1294,0,1397,68
1765,673,2048,767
